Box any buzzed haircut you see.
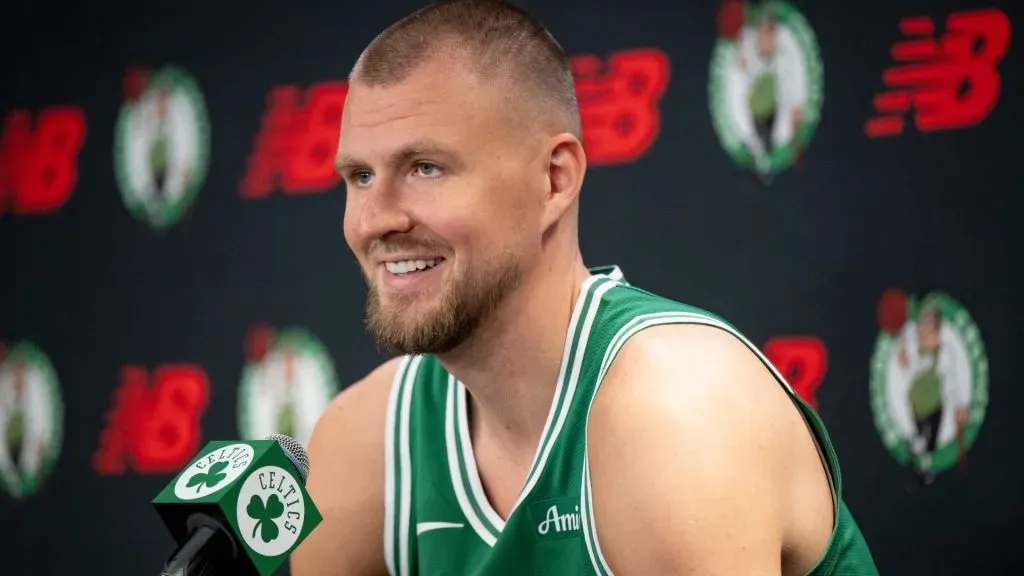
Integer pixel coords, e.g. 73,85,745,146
349,0,582,138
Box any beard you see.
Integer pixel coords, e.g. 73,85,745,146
364,250,523,356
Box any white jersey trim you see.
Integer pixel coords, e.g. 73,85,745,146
512,277,619,512
383,355,421,576
446,375,499,547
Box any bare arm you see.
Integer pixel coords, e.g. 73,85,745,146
290,358,403,576
587,324,832,575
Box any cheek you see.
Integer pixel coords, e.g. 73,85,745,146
342,195,365,255
418,204,501,270
478,194,539,257
413,174,537,261
431,210,482,254
505,192,543,252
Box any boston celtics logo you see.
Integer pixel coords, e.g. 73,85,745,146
238,327,339,448
236,465,306,557
114,65,210,229
0,341,63,499
870,290,988,485
709,1,823,183
172,443,254,500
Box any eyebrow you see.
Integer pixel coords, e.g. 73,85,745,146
335,139,456,176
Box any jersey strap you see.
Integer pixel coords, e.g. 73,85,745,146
576,283,840,576
587,265,628,285
384,355,424,576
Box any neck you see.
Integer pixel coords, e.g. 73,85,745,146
437,250,591,453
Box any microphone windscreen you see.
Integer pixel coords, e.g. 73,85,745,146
267,433,310,484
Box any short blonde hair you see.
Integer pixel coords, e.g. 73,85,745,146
350,0,581,137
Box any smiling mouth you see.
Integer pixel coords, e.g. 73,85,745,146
383,258,445,276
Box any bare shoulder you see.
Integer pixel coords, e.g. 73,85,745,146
586,323,830,575
291,357,404,576
590,323,794,430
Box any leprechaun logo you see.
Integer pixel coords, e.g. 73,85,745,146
238,326,339,448
871,289,989,486
114,65,210,229
0,341,64,499
709,0,823,184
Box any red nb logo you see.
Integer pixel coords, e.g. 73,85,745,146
93,364,210,475
573,48,670,165
240,83,350,198
0,107,87,215
865,9,1012,138
763,337,828,409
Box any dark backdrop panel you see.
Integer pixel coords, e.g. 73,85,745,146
1,0,1021,574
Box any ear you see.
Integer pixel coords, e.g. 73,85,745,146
541,133,587,231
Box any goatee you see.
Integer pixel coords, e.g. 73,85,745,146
364,256,522,356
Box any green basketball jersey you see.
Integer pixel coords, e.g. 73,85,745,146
383,266,878,575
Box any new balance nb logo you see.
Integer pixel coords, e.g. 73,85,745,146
240,83,349,198
864,9,1012,138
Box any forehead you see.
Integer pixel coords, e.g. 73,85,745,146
339,58,511,158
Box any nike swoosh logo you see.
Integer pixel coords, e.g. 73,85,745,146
416,521,465,535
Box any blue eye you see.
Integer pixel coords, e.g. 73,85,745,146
353,171,374,187
415,162,442,178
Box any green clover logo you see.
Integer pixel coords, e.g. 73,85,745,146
246,493,284,543
185,460,229,493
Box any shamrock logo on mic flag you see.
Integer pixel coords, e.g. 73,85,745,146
247,493,285,543
232,462,319,561
186,460,229,493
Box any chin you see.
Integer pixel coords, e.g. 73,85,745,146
377,288,445,314
368,287,443,326
367,314,463,357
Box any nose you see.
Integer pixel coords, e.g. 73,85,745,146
355,183,414,242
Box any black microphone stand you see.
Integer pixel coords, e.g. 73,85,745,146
159,514,237,576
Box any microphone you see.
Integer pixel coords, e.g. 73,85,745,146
152,434,323,575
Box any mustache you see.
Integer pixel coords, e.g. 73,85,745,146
368,234,451,259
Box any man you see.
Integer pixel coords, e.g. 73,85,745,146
732,3,808,178
292,1,878,574
0,358,49,498
898,300,970,484
148,88,172,201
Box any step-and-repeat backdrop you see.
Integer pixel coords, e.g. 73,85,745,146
1,0,1020,574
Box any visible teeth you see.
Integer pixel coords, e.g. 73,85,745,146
385,259,440,275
